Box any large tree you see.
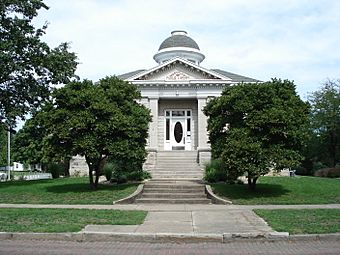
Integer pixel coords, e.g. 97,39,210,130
308,79,340,167
0,125,8,166
44,76,151,189
0,0,78,125
204,79,309,190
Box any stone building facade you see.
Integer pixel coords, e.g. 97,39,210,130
70,30,259,175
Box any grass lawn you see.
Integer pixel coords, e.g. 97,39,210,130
0,208,146,232
0,177,138,204
254,209,340,234
211,176,340,204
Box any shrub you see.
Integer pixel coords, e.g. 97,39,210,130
313,162,328,172
103,163,114,181
46,163,63,179
293,165,309,176
126,170,151,181
314,167,340,178
204,159,228,183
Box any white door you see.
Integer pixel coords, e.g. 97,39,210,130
164,109,192,151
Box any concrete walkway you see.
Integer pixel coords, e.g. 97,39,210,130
1,203,339,236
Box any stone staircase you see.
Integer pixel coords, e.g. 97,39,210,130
135,151,211,204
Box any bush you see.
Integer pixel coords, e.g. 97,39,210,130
293,165,309,176
103,163,114,181
204,159,228,183
314,167,340,178
46,163,63,179
313,162,328,172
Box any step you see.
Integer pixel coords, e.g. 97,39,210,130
141,193,207,199
135,198,211,204
149,170,202,173
151,173,203,176
143,189,205,194
144,183,203,188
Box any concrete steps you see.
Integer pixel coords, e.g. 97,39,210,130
135,151,210,204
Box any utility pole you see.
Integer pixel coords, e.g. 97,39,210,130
7,127,11,181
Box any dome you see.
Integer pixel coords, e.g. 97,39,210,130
154,30,205,65
158,30,200,51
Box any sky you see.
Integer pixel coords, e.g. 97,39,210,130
34,0,340,100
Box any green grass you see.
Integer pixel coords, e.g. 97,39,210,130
254,209,340,234
211,176,340,204
0,208,147,232
0,177,138,204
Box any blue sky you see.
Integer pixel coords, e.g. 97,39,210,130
35,0,340,100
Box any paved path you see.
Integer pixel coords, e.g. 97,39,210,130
1,203,339,236
1,239,340,255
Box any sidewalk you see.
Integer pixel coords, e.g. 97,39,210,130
1,203,339,242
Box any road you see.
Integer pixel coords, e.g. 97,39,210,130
1,239,340,255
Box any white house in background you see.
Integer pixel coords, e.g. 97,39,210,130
69,30,259,175
0,162,41,171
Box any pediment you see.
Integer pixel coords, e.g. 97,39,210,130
127,57,232,82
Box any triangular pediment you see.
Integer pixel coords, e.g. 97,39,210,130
127,57,232,82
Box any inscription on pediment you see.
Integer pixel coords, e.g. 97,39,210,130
166,71,190,81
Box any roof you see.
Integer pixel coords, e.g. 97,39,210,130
159,31,200,51
117,69,146,80
118,67,260,83
211,69,261,83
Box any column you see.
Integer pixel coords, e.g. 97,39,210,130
197,97,211,165
197,97,209,149
148,97,159,150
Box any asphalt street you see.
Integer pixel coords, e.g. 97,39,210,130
1,239,340,255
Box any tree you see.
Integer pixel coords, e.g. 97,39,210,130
308,79,340,167
44,76,151,189
204,79,309,190
0,125,8,166
0,0,78,125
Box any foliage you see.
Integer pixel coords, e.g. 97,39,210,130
12,110,71,175
0,125,8,166
0,0,78,125
43,76,151,189
314,167,340,178
103,162,114,181
306,79,340,168
12,112,45,165
45,163,64,179
0,177,139,204
0,208,147,233
204,158,230,183
255,209,340,234
211,176,340,205
204,79,309,190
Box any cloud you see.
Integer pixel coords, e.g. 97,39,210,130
33,0,340,98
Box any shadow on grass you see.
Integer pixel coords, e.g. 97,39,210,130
45,183,136,193
0,179,55,189
212,183,291,200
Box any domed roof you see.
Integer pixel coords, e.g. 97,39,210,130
158,30,200,50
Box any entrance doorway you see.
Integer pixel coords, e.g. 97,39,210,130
164,110,192,150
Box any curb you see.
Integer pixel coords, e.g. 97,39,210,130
113,184,144,204
205,185,232,205
1,232,339,243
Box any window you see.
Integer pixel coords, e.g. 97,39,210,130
187,118,191,132
172,110,185,116
166,119,170,140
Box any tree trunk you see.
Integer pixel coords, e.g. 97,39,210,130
247,176,258,191
85,156,97,190
64,157,71,177
85,155,107,190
